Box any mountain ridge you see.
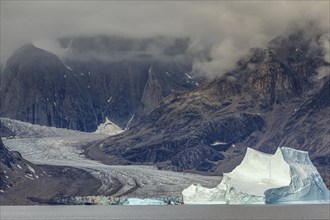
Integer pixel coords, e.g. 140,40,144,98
0,37,200,131
85,31,329,186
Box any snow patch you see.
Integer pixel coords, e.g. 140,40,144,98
25,174,34,180
125,114,135,130
185,73,192,79
27,164,35,174
211,141,227,146
17,164,22,169
94,118,124,135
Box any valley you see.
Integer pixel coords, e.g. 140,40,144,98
0,1,329,207
1,118,219,204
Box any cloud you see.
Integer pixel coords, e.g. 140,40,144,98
1,1,329,77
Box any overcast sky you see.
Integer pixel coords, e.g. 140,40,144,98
1,1,329,76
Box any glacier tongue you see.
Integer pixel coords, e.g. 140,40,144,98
182,147,330,204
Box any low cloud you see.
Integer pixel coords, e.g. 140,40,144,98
1,1,329,78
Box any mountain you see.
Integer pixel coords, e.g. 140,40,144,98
56,35,200,125
85,30,330,186
0,44,99,131
0,36,200,131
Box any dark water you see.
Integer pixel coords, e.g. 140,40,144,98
1,205,329,220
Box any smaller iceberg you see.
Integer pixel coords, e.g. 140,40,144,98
182,147,330,204
124,198,166,205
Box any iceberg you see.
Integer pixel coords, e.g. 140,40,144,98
124,198,166,205
182,147,330,204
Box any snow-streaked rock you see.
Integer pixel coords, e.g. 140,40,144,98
183,147,330,204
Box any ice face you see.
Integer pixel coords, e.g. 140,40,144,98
182,147,330,204
225,148,291,196
265,147,330,204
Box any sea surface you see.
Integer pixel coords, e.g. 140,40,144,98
1,204,329,220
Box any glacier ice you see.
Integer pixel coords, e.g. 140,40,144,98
182,147,330,204
3,117,219,198
94,117,124,135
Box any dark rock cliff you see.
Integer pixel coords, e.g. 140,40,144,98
0,36,200,131
0,44,99,131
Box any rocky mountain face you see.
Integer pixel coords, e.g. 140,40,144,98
0,44,102,131
0,36,200,131
86,31,329,185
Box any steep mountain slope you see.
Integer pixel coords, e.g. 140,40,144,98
0,36,200,131
0,44,99,131
86,31,329,185
57,35,199,126
0,131,41,194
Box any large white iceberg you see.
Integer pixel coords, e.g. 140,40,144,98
182,147,330,204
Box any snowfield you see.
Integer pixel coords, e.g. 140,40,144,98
1,118,219,198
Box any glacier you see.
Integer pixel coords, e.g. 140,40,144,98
1,117,219,198
182,147,330,204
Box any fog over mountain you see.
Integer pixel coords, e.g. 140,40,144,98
1,1,330,206
1,1,329,78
